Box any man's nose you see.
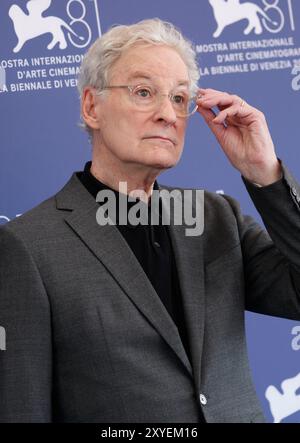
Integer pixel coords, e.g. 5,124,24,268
153,94,177,125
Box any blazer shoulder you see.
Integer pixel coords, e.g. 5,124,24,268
0,174,77,243
0,171,96,249
1,195,56,233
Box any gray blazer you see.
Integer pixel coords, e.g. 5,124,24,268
0,163,300,423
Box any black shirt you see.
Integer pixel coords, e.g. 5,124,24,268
77,161,192,365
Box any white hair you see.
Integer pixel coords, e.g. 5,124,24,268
77,18,200,135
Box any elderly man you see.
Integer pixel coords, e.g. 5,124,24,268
0,18,300,423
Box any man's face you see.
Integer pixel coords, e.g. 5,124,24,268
92,44,190,173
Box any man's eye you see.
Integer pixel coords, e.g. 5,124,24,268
135,87,152,98
173,95,186,105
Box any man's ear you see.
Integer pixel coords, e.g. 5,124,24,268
81,87,102,130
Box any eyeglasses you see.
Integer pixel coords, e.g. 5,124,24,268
96,84,198,118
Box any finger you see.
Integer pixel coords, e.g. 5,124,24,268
198,88,228,96
198,87,233,98
213,104,240,124
198,98,232,110
197,105,217,121
197,104,226,141
213,103,253,125
197,93,236,110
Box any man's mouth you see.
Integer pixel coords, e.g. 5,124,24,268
143,136,176,145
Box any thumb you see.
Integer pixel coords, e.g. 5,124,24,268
197,106,226,143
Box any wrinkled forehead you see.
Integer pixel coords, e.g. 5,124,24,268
109,44,190,89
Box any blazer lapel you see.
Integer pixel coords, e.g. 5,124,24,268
56,173,194,378
166,219,205,393
159,186,206,393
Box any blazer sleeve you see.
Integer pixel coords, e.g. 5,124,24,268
0,226,52,422
222,162,300,320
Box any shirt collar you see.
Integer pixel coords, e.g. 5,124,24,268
77,161,163,227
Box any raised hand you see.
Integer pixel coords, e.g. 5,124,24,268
196,88,282,186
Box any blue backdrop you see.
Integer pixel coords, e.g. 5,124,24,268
1,0,300,422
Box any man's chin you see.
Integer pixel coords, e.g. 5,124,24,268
153,148,177,161
147,158,178,171
136,144,182,170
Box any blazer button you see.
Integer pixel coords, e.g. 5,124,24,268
199,394,207,405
